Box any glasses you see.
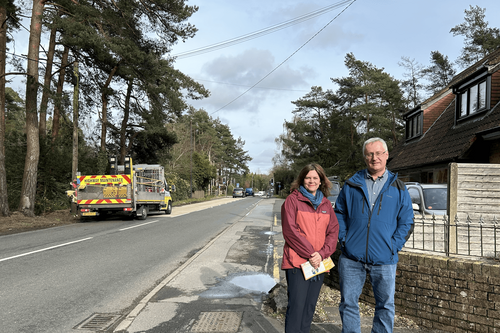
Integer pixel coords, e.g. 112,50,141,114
365,150,387,159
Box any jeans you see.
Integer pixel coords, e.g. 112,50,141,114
338,254,396,333
284,268,324,333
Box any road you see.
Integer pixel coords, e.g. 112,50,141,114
0,197,259,333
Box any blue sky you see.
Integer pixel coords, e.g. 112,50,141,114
170,0,500,174
9,1,500,175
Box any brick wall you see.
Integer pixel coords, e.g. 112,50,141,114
422,91,454,133
327,250,500,332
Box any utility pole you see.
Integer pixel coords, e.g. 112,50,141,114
71,61,79,216
190,118,193,198
72,61,79,181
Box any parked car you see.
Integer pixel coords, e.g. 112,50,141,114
405,182,447,216
255,191,265,197
327,181,341,208
232,188,244,198
245,188,254,197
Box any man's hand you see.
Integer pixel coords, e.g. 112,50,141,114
309,252,322,269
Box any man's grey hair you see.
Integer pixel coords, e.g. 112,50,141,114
362,137,388,155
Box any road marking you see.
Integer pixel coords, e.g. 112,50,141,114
114,198,263,332
114,223,235,332
119,220,159,231
0,237,93,263
273,247,280,282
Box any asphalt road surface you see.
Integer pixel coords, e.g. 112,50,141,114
0,197,259,333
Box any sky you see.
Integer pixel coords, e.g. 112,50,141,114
8,1,500,176
168,0,500,175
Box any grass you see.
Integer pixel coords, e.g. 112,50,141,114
172,195,223,207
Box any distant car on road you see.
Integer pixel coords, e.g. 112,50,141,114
233,188,244,198
256,191,265,197
405,182,447,216
245,188,254,197
327,181,341,208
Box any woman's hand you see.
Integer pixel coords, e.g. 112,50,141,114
309,252,322,269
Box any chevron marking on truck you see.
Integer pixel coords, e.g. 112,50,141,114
77,199,132,205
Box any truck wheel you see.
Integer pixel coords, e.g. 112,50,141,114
137,206,148,220
165,201,172,215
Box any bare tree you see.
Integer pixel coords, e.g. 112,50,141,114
398,56,425,109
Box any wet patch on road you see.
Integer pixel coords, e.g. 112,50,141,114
225,226,270,266
150,286,184,302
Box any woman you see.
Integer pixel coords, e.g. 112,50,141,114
281,163,339,333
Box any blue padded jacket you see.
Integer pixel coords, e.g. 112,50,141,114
334,169,414,265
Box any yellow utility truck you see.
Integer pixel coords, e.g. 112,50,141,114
76,156,173,220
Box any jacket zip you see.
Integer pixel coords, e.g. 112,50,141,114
346,179,387,263
365,183,389,262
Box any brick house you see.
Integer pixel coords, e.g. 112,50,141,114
388,47,500,183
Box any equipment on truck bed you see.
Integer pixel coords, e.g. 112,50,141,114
75,156,173,220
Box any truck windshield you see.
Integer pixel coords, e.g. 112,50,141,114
422,188,447,210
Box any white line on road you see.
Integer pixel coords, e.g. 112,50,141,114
0,237,94,263
119,220,159,231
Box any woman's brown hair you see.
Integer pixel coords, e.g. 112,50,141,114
290,163,331,197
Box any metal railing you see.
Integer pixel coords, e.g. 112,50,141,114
403,214,500,259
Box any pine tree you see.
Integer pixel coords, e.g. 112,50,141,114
450,5,500,68
421,51,456,95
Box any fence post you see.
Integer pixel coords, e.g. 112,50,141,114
448,163,458,254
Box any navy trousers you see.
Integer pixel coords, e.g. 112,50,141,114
284,268,324,333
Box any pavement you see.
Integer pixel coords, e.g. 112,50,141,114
112,197,443,333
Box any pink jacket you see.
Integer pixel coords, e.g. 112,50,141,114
281,190,339,269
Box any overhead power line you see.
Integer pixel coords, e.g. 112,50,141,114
173,0,354,59
194,78,310,92
210,0,357,115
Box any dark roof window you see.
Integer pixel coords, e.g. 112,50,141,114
454,72,491,122
405,109,423,141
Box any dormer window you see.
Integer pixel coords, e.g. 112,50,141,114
459,80,487,117
405,110,423,140
454,71,491,121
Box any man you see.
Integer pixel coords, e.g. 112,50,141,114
334,137,414,333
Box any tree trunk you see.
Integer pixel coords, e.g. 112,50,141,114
19,0,44,217
0,5,9,216
100,65,119,152
119,79,132,162
51,45,69,141
39,24,57,137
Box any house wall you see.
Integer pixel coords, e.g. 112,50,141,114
491,141,500,163
394,165,448,184
491,70,500,106
327,251,500,333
